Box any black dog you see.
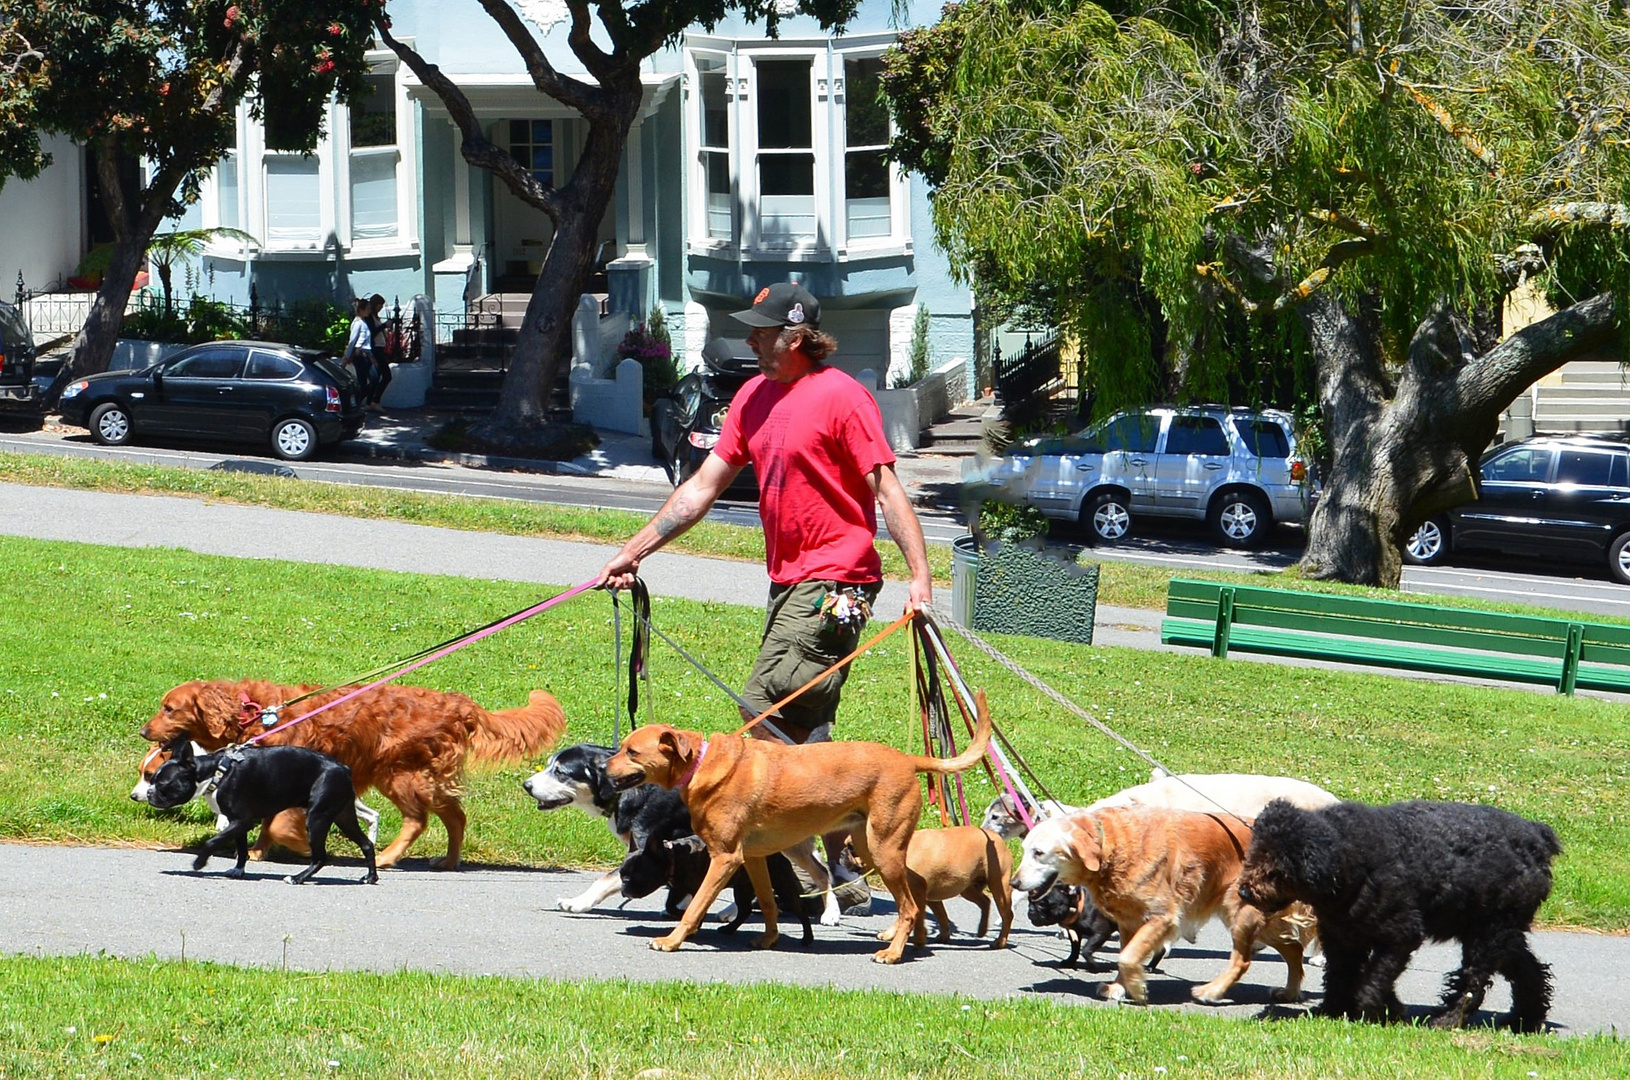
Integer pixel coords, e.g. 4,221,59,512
135,739,378,885
1237,799,1560,1031
523,743,692,912
621,835,817,945
1027,885,1163,970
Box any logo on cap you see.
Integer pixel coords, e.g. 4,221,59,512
787,303,805,325
754,288,771,305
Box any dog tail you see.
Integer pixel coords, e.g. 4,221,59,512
467,689,567,763
910,690,993,775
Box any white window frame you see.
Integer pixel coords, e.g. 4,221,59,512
205,47,419,261
684,35,910,263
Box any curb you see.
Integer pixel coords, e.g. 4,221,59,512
336,439,592,476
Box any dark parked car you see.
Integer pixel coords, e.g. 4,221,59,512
650,336,759,495
1404,434,1630,584
56,340,365,461
0,300,43,412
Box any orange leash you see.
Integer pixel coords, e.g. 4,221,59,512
731,610,917,738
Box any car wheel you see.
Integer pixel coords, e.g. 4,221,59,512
1209,489,1272,548
1403,516,1451,566
271,417,318,461
1082,491,1132,544
1608,533,1630,586
88,402,133,446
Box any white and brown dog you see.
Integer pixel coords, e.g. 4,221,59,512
1013,807,1315,1005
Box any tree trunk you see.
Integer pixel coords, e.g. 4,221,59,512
1298,293,1618,587
471,88,639,445
64,241,147,382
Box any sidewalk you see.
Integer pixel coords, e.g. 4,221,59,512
338,407,970,512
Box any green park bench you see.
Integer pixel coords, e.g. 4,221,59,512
1160,577,1630,696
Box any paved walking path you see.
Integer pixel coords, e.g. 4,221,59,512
4,843,1624,1035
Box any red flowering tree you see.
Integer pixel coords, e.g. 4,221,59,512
0,1,376,382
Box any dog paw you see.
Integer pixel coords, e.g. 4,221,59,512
1271,987,1304,1004
557,895,595,913
1306,953,1327,968
650,935,684,953
752,932,779,950
428,856,460,871
819,896,843,927
1099,982,1131,1003
191,856,210,871
223,867,245,879
715,902,738,922
871,948,903,965
360,873,379,885
1191,983,1230,1004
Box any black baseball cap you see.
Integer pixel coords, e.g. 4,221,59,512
732,282,821,329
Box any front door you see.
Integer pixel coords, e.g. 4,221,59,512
1457,443,1556,553
147,346,246,437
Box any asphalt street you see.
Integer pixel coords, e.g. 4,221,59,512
1,482,1627,1034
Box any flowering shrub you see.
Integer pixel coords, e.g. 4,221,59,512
618,308,680,413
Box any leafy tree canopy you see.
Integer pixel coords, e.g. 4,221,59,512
0,0,377,207
884,0,1630,410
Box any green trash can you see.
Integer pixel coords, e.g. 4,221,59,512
949,534,1098,645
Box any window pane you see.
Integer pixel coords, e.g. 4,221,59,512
217,154,240,230
349,72,396,148
245,351,301,379
1100,414,1160,453
757,60,811,149
760,153,813,196
699,57,729,149
508,119,552,188
265,157,320,243
845,57,888,148
705,151,731,239
509,119,528,143
1556,450,1614,486
1483,447,1552,483
1165,417,1229,456
350,151,398,240
168,349,243,379
1235,418,1289,458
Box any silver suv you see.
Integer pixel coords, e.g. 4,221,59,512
980,406,1312,547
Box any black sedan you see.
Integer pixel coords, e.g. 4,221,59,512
56,340,364,461
1404,434,1630,584
650,336,759,495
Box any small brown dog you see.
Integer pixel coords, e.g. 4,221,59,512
877,825,1014,949
1012,806,1313,1005
605,693,993,964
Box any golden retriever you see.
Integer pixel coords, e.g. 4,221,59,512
1012,806,1314,1005
139,678,565,868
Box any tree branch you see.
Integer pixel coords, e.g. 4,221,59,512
375,18,562,219
1456,291,1618,416
1271,238,1374,312
1390,76,1499,176
480,0,607,115
1526,202,1630,231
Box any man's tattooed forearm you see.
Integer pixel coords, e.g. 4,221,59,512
653,495,698,539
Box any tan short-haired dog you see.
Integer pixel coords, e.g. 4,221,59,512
605,693,993,964
1012,806,1313,1005
880,825,1014,949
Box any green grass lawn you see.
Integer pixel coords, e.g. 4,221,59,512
2,954,1622,1079
0,533,1626,930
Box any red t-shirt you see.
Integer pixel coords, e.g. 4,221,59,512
713,365,895,585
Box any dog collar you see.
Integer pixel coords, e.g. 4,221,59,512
675,740,708,789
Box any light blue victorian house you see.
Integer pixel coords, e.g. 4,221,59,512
143,0,975,415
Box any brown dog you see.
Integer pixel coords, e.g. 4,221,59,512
1012,806,1313,1005
139,678,566,868
605,692,993,963
879,825,1014,949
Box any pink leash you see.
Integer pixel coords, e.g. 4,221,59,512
246,578,599,745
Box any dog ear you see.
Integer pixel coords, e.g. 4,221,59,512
192,683,240,742
1066,817,1102,874
162,735,194,762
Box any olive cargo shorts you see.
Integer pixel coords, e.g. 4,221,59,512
741,579,883,741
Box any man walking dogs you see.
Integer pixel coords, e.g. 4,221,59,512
598,282,934,913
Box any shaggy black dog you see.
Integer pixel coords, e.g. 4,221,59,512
1237,799,1560,1032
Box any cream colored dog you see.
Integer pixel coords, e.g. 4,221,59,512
1012,807,1315,1005
1087,769,1339,816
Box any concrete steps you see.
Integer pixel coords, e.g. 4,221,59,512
1528,357,1630,436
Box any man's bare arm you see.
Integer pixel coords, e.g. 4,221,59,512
599,454,742,589
872,463,933,610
